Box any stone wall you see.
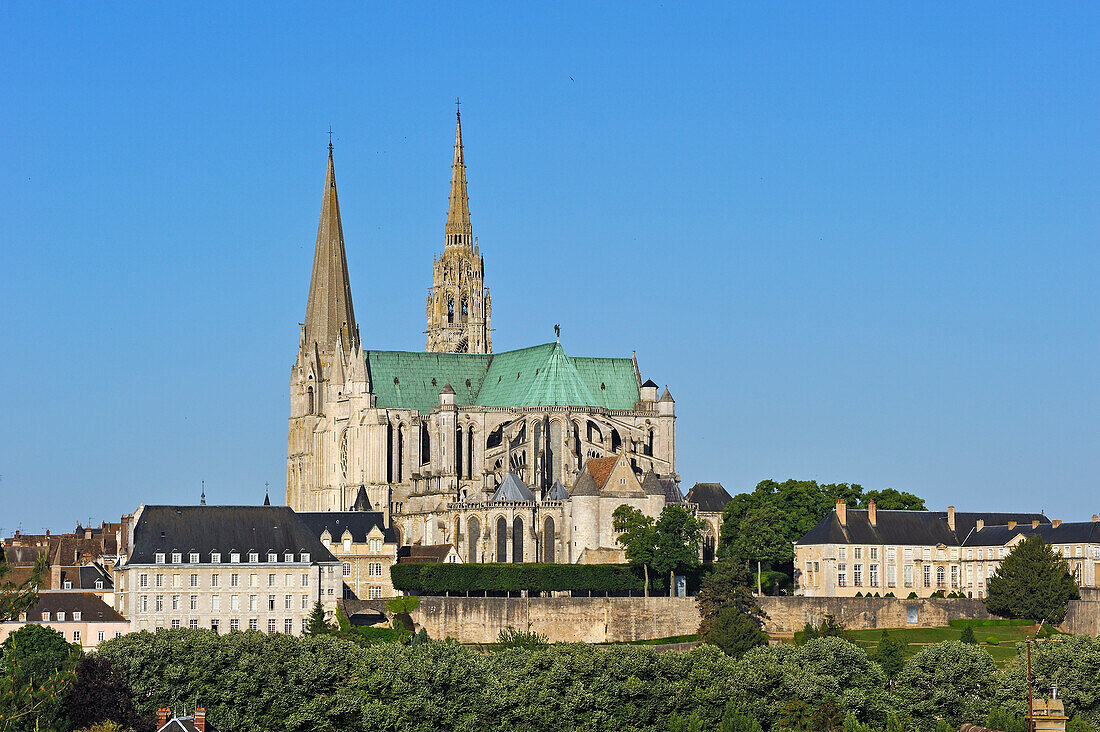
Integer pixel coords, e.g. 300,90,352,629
408,595,1006,643
1060,600,1100,635
411,596,700,643
757,596,994,633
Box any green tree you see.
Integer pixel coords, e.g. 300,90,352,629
614,504,704,594
696,562,761,638
732,504,789,595
0,624,80,732
985,535,1080,624
704,605,768,657
959,625,977,645
871,629,906,684
63,655,152,732
996,634,1100,727
305,600,332,635
892,640,999,728
857,489,926,511
0,554,48,622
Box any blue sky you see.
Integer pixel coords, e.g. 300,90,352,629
1,4,1098,533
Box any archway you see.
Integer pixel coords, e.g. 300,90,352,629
543,517,555,563
467,517,480,563
512,516,524,563
496,517,508,562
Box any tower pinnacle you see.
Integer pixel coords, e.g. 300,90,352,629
445,104,472,248
303,143,357,356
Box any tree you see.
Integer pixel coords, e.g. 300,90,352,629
857,489,925,510
64,655,152,732
0,624,80,732
996,634,1100,727
704,605,768,657
870,630,906,685
985,535,1080,624
696,562,760,638
731,504,788,595
892,640,999,728
959,625,977,645
305,600,332,635
614,504,704,595
0,554,48,622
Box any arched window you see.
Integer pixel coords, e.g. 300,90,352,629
307,386,314,413
543,517,555,563
512,517,524,563
936,566,945,587
420,423,431,466
573,422,582,460
386,423,394,483
396,426,405,483
456,425,464,479
461,298,469,316
611,428,622,453
496,517,508,562
447,299,455,324
339,430,349,481
702,527,716,562
467,517,480,563
466,426,475,479
454,518,461,543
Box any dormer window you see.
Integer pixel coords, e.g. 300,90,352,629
343,537,352,552
284,552,293,563
249,552,259,563
300,552,310,563
189,552,199,564
73,612,81,621
94,580,103,590
172,552,182,564
267,552,277,563
42,612,50,621
155,552,165,564
211,552,221,563
231,552,240,563
63,580,72,589
57,612,65,621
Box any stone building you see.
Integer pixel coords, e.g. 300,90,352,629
794,500,1050,598
113,505,341,634
0,592,129,652
684,482,732,561
296,486,401,600
959,516,1100,592
286,109,680,557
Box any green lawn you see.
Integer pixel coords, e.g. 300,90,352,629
842,624,1044,666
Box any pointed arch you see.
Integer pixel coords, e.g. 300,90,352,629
496,516,508,562
512,516,524,563
543,516,556,563
467,516,480,563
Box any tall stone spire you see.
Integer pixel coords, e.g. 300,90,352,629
426,103,492,354
303,142,358,354
445,102,473,249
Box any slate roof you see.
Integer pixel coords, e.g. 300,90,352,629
296,511,398,544
129,506,338,564
570,470,600,497
58,565,113,590
491,473,536,502
351,485,372,511
397,544,458,564
2,546,47,565
365,342,640,412
158,716,221,732
961,520,1100,547
659,478,684,504
796,508,1049,547
686,483,732,513
20,592,126,623
546,480,570,501
640,471,665,497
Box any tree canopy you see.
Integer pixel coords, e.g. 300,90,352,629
985,534,1080,624
614,504,704,592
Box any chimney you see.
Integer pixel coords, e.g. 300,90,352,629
157,708,170,728
836,499,847,526
1052,520,1062,528
1008,521,1017,530
194,705,206,732
976,519,984,532
868,499,877,527
84,526,92,540
1092,514,1099,523
1033,520,1041,529
947,506,955,532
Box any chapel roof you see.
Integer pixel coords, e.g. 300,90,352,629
685,483,733,513
364,342,640,413
491,473,536,502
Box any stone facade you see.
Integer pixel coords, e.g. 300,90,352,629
285,111,680,562
755,596,993,633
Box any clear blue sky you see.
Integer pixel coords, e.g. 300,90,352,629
2,4,1098,533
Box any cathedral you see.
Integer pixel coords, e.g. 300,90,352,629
286,109,682,563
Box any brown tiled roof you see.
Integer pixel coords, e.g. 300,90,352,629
585,456,619,489
2,546,47,566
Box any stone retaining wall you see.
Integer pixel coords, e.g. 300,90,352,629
1061,600,1100,635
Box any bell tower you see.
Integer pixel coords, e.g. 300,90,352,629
426,102,492,354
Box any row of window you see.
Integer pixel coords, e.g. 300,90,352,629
138,572,310,589
42,611,82,621
136,593,321,613
155,618,305,633
68,630,122,643
835,544,1100,562
341,562,384,577
153,551,310,565
327,538,388,553
835,563,974,588
61,579,106,590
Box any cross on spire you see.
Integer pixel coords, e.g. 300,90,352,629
328,124,333,153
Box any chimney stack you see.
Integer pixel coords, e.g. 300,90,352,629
1092,514,1098,523
1052,520,1062,528
1008,521,1017,530
1033,520,1041,529
84,526,92,540
836,499,847,526
976,519,984,532
947,506,955,532
194,705,206,732
157,708,170,728
868,499,877,527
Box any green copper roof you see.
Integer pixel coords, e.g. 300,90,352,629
364,342,639,412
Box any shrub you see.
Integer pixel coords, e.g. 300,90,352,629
496,627,548,649
892,641,998,728
907,592,918,599
986,637,1000,645
960,626,977,644
703,605,768,657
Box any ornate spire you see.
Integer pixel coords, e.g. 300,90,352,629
303,143,357,354
445,100,472,249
